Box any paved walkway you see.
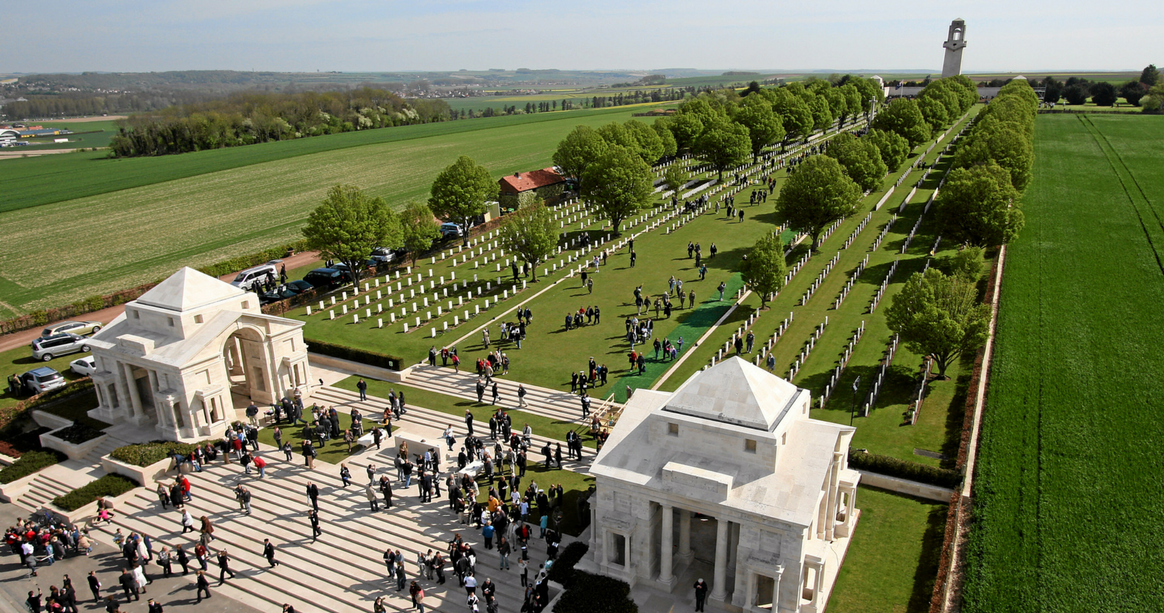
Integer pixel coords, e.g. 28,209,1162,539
72,383,586,613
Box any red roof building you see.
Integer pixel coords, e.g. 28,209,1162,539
498,167,566,195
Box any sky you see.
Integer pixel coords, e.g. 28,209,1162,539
5,0,1159,74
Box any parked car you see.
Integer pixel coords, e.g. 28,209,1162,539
20,367,67,395
370,247,397,264
230,260,282,292
70,356,98,377
439,222,463,239
42,320,103,338
31,333,90,361
331,260,376,277
259,280,314,305
302,268,351,291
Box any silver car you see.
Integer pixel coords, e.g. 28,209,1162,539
31,333,90,361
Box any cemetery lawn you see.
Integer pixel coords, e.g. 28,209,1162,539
0,106,647,318
331,377,595,449
827,486,946,613
962,114,1164,612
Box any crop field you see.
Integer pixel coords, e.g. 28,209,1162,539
0,107,647,318
962,114,1164,612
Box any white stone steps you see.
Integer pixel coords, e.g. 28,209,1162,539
403,364,607,424
14,473,73,511
312,387,595,469
102,457,555,612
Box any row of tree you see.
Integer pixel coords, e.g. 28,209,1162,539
1038,65,1161,108
108,88,452,157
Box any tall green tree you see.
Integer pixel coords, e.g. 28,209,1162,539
917,95,951,133
1090,82,1118,106
825,133,888,193
498,192,557,281
652,118,678,157
667,113,705,153
428,155,498,247
935,161,1024,247
954,123,1034,191
399,200,441,267
1120,81,1148,106
886,268,990,377
694,117,752,181
732,97,786,160
624,119,666,164
553,125,609,190
741,233,787,308
1141,64,1160,86
663,165,688,198
872,99,931,148
581,145,654,232
767,88,814,141
775,155,862,251
866,128,910,171
302,184,401,287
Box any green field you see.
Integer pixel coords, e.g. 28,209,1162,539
0,106,650,318
962,114,1164,612
828,487,946,613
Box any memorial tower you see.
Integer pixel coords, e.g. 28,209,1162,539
941,19,967,78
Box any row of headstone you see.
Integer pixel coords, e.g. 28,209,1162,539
832,254,870,310
841,212,874,251
871,214,899,252
868,258,900,313
820,320,867,401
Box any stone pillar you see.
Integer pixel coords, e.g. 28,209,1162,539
825,452,842,540
678,510,692,561
659,504,675,587
123,363,144,419
711,519,730,601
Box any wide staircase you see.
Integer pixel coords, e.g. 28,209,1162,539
85,384,588,613
13,471,75,512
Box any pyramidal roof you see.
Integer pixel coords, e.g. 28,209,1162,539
663,356,801,431
135,267,247,312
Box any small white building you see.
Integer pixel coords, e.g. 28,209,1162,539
584,357,860,612
87,267,312,442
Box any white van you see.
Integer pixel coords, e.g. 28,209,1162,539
230,260,282,292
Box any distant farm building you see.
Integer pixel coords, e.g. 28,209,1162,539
498,167,567,210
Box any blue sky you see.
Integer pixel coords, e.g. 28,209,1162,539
6,0,1158,73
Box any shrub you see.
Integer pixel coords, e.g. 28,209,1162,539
52,474,138,511
305,338,407,371
0,450,65,483
849,450,962,489
554,571,637,613
111,441,200,467
47,422,104,445
547,542,589,586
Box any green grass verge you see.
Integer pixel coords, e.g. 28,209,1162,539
962,114,1164,612
827,486,946,613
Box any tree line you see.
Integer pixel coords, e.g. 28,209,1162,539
1036,64,1160,110
107,88,452,157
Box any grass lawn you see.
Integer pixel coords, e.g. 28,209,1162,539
962,114,1164,612
331,377,595,449
827,486,946,613
0,344,91,410
0,106,651,318
255,411,379,465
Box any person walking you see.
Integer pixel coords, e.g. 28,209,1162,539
194,571,211,602
306,482,319,511
87,572,102,603
118,570,138,602
181,510,195,534
263,539,279,568
216,550,235,584
718,281,726,301
308,509,322,541
517,384,528,408
146,598,163,613
175,545,190,575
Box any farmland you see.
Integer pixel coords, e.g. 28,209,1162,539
962,114,1164,612
0,106,647,318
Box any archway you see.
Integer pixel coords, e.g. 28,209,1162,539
221,326,272,407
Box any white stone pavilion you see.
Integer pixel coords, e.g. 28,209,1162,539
583,357,860,612
87,267,312,442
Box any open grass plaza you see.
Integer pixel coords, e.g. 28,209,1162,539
4,6,1164,613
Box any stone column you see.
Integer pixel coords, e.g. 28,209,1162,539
123,364,144,418
710,519,730,601
659,504,675,587
678,510,692,561
825,452,842,540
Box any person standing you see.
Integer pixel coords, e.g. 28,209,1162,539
366,484,379,512
118,570,138,602
694,578,709,612
263,539,279,568
517,384,528,407
718,281,726,301
175,545,190,575
157,547,172,578
146,599,163,613
306,482,319,511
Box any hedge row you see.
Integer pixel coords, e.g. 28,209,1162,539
546,541,589,586
52,474,138,511
305,338,406,371
110,441,200,467
849,450,962,489
0,240,308,336
0,450,66,484
554,571,637,613
0,379,95,432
